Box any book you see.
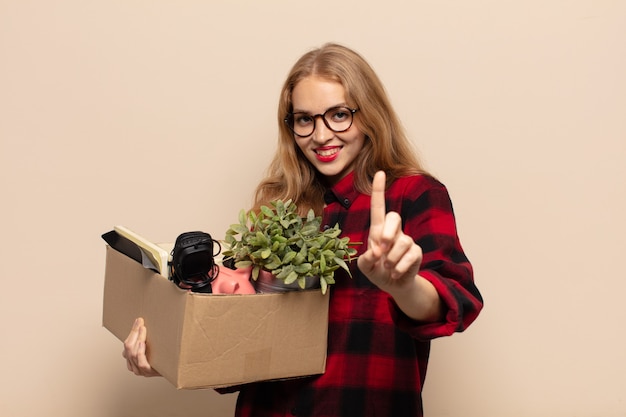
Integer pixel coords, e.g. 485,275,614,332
112,225,171,277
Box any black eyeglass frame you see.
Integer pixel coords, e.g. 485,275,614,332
284,106,359,138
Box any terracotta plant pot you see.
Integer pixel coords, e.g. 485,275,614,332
254,269,320,293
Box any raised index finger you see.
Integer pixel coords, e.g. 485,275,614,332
369,170,387,235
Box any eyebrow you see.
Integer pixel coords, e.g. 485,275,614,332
291,103,348,114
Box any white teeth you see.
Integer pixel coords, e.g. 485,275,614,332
316,148,339,157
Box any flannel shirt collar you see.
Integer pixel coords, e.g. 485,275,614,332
323,171,361,209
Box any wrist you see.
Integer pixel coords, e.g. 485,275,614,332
389,274,443,322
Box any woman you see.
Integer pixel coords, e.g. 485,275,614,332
124,43,483,417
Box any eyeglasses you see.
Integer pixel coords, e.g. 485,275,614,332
284,106,358,138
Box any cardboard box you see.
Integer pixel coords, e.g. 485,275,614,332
102,246,329,389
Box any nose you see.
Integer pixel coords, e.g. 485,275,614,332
215,279,239,294
312,116,333,143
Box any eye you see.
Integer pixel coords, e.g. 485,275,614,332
329,108,350,122
294,113,313,126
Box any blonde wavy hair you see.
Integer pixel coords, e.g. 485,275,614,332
253,43,427,215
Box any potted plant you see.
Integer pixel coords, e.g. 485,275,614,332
222,199,359,294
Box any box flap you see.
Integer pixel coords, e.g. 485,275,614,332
102,246,188,383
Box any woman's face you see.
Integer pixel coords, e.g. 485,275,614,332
291,76,365,184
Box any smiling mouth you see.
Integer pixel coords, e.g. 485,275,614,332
315,147,341,157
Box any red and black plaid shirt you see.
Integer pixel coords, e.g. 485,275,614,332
230,172,483,417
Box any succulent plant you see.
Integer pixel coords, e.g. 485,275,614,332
222,199,359,294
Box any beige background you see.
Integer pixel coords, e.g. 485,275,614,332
1,1,624,416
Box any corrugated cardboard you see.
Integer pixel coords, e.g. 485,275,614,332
102,246,329,389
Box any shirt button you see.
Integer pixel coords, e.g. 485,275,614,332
323,225,330,230
343,198,350,205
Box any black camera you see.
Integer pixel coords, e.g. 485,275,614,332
169,231,220,293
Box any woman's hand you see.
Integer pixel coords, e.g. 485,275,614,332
122,318,161,377
357,171,423,289
357,171,443,322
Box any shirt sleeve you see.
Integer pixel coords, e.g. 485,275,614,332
388,177,483,340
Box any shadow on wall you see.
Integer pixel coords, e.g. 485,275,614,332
108,376,237,417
